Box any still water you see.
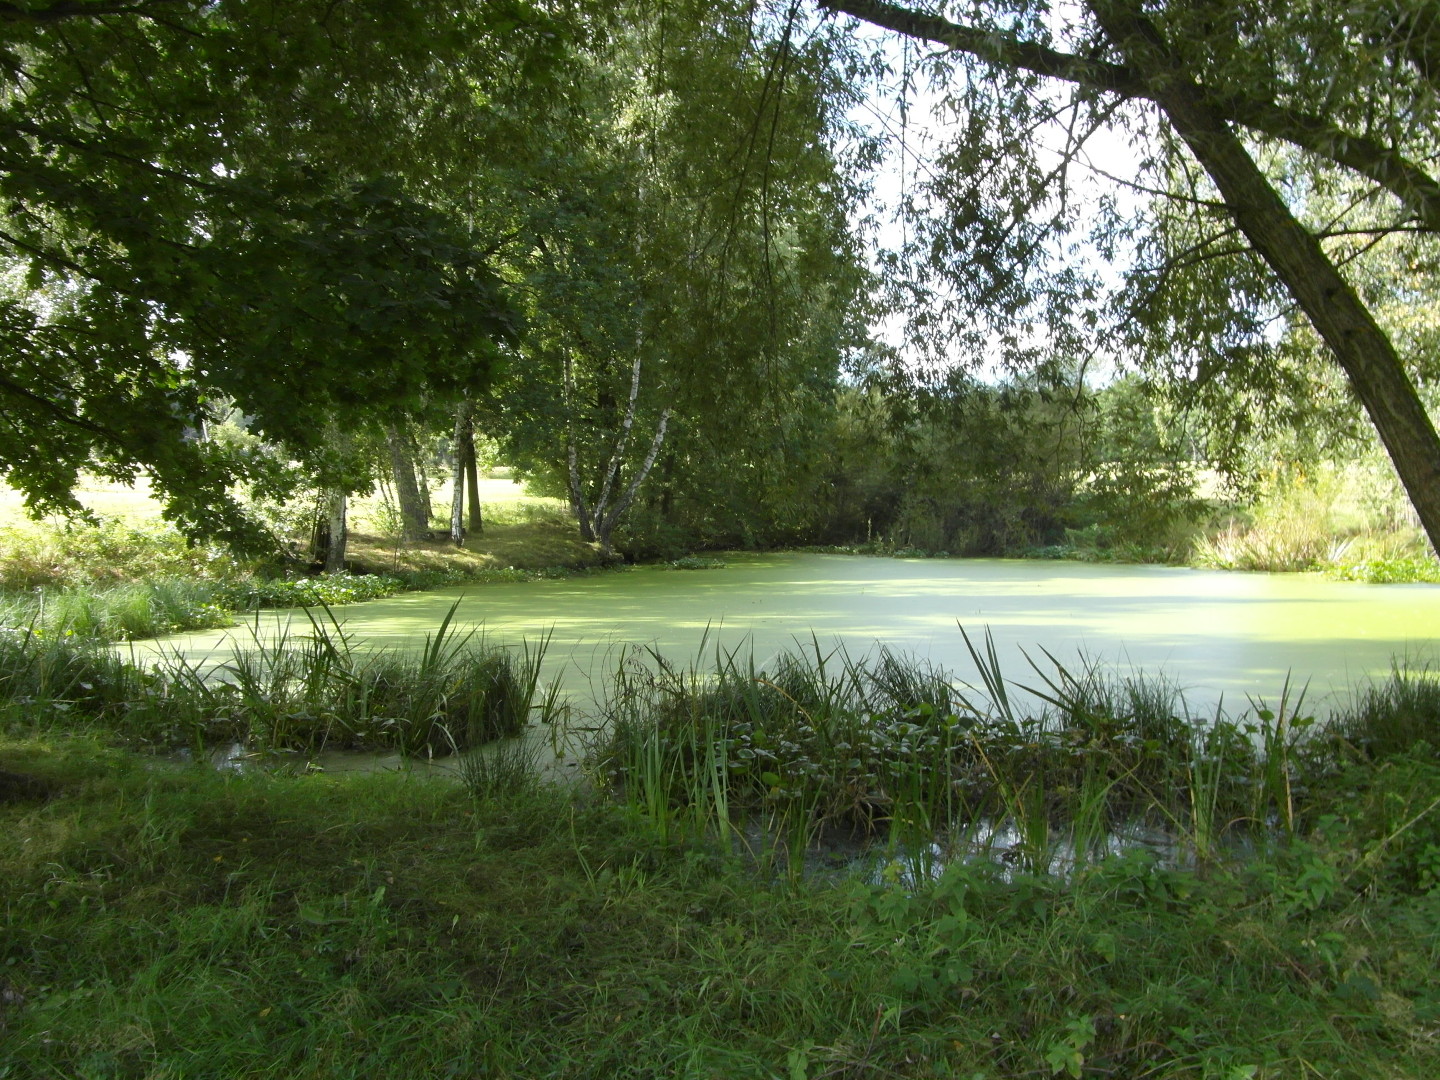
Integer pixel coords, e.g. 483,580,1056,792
144,553,1440,717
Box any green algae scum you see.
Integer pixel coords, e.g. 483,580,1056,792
145,553,1440,711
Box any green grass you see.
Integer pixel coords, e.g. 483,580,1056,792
1,733,1437,1078
0,508,614,643
2,613,1439,1075
0,606,553,756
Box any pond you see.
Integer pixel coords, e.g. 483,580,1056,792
143,552,1440,718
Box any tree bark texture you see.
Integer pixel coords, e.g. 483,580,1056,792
449,406,467,547
462,423,483,535
593,407,672,554
323,489,348,573
386,422,429,540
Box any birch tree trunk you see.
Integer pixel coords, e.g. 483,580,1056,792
593,407,672,555
449,421,467,548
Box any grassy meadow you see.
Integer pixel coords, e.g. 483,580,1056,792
0,476,606,643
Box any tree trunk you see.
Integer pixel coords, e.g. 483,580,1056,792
411,426,434,527
567,431,596,542
323,488,348,573
462,422,483,536
1087,0,1440,556
386,422,428,541
449,417,467,548
594,407,672,555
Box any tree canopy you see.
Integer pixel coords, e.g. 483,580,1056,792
0,1,551,544
5,0,1440,560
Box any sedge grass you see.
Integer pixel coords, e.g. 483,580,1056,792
591,629,1433,877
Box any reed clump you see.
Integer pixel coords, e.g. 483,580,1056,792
0,605,551,757
593,630,1437,872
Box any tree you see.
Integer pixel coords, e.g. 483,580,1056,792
0,1,554,545
498,0,872,556
815,0,1440,554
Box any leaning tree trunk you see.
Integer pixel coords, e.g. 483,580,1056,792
386,422,428,540
1088,0,1440,557
826,0,1440,558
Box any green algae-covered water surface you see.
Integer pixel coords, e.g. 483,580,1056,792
144,553,1440,716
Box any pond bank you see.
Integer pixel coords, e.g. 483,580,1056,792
2,732,1436,1078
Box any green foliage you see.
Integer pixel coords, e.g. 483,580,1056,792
1331,555,1440,584
217,573,404,612
807,373,1211,561
0,2,543,544
0,519,244,591
497,0,872,554
1192,465,1435,576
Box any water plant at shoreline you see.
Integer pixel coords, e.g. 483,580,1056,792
0,605,553,757
591,630,1437,877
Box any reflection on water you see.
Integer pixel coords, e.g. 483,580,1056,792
141,553,1440,719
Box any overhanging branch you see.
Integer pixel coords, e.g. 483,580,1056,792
819,0,1440,231
0,1,189,23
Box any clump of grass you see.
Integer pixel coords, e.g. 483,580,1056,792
1191,517,1341,571
592,630,1352,873
595,640,969,865
0,606,551,757
457,734,543,799
1326,663,1440,762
